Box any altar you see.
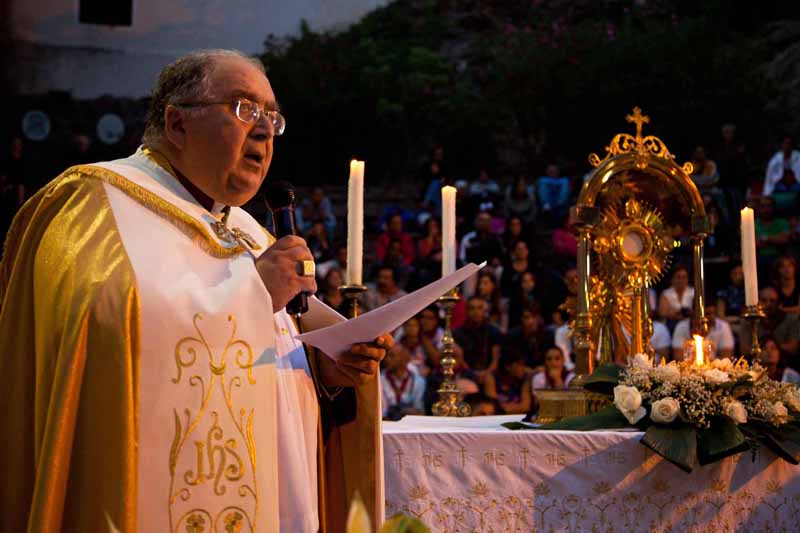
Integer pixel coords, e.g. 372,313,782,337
383,416,800,532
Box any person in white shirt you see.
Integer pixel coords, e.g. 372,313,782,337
672,304,734,361
531,346,575,390
381,344,426,419
658,265,695,326
651,320,672,363
764,136,800,196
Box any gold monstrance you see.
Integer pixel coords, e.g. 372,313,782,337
536,108,710,423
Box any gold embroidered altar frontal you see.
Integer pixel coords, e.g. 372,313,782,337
382,417,800,532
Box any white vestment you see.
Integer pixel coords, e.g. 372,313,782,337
96,149,326,532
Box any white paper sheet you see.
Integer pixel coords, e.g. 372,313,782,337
296,262,485,357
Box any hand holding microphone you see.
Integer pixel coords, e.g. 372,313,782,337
256,182,316,315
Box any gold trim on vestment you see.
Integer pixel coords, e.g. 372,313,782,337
73,165,253,259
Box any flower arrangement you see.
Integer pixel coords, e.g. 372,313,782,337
507,354,800,472
615,353,798,430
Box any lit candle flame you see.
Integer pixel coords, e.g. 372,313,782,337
693,334,704,367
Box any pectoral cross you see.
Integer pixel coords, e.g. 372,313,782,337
211,206,261,251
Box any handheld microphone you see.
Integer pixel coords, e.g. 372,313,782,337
265,181,309,316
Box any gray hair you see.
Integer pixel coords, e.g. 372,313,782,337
142,49,265,144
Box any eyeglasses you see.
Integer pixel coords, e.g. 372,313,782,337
176,98,286,135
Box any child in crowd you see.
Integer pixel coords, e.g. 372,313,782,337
381,344,426,420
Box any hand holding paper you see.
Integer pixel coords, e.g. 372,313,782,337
296,262,485,357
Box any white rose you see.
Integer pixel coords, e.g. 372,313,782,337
654,363,681,384
774,402,789,424
631,353,652,369
725,400,748,424
650,397,680,424
614,385,646,424
702,368,730,385
711,358,733,371
784,387,800,412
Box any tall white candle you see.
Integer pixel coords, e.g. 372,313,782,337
741,207,758,306
441,185,457,277
346,160,364,285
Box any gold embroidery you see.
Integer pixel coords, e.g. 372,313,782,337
168,314,258,532
71,165,259,258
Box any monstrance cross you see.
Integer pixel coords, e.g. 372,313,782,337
626,107,650,142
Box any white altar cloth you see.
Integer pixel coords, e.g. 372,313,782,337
383,417,800,532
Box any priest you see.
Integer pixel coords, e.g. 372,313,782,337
0,49,390,532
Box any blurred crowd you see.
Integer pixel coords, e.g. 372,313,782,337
3,123,800,421
303,131,800,420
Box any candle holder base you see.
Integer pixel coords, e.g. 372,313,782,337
339,284,368,318
742,304,766,363
432,291,472,417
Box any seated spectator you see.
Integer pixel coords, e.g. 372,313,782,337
760,335,800,384
773,255,800,314
483,351,533,414
503,175,537,224
764,136,800,197
507,271,539,330
459,211,504,265
394,308,443,376
453,297,503,383
297,186,336,238
465,393,502,416
319,267,344,311
421,161,448,215
716,264,746,321
651,321,672,363
742,287,800,361
381,344,426,420
316,243,347,281
671,303,734,361
532,346,575,390
468,169,501,214
376,213,415,266
536,164,570,225
703,198,734,265
505,304,549,371
658,265,695,330
502,215,525,255
476,271,506,331
501,239,532,296
755,196,790,261
417,216,442,263
305,219,332,262
363,266,408,311
413,217,443,289
773,169,800,194
689,146,719,190
551,215,578,263
379,238,413,290
713,123,749,197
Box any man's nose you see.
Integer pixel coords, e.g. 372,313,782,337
251,112,274,138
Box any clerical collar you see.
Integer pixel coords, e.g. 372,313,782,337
141,145,226,215
172,166,215,212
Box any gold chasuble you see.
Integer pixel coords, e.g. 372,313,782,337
0,148,381,532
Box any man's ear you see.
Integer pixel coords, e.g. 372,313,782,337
164,105,187,150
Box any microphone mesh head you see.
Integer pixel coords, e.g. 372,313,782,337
264,181,296,209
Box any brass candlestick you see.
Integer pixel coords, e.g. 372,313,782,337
432,290,472,417
338,284,368,318
742,304,766,362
